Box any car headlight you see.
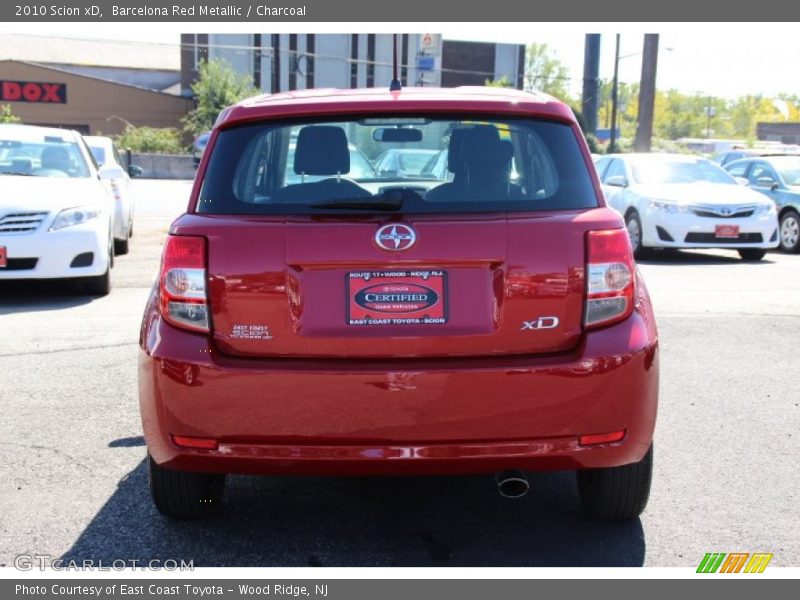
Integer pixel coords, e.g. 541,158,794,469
648,199,686,214
49,206,101,231
755,202,777,215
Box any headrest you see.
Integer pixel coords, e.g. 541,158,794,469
294,126,350,176
446,128,468,173
462,126,513,168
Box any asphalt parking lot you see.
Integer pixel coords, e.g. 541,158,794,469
0,179,798,568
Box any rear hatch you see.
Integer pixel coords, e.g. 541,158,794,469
184,111,609,358
172,209,620,359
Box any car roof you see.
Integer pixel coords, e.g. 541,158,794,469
0,123,81,142
606,153,707,163
84,135,114,148
218,86,573,128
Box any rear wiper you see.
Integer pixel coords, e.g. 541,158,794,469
309,197,403,211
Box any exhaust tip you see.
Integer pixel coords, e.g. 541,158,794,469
495,470,530,499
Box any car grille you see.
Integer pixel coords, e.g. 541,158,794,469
684,232,763,244
689,204,756,219
0,212,49,234
0,258,38,271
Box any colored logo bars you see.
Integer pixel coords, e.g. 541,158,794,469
697,552,773,573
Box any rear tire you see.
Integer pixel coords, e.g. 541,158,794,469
738,248,766,261
577,445,653,520
148,454,226,520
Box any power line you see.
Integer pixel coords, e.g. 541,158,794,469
4,33,532,81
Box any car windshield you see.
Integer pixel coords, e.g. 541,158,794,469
197,116,598,215
0,132,90,178
631,158,736,185
770,157,800,186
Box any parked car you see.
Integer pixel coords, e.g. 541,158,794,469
723,156,800,252
420,149,450,181
0,124,117,294
595,153,779,260
374,148,440,177
192,132,211,167
712,149,763,166
139,87,659,521
85,135,142,255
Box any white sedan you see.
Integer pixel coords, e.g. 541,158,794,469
595,153,779,261
85,135,142,255
0,124,118,294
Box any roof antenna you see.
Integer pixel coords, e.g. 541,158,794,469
389,33,402,91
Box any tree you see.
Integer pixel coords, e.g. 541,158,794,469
524,43,572,102
485,75,513,88
0,104,20,124
114,125,186,154
183,59,257,137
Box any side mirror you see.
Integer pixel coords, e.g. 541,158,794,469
128,164,144,178
734,177,749,186
98,164,125,180
756,176,776,188
605,174,628,188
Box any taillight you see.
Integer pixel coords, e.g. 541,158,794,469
159,235,209,332
584,229,635,329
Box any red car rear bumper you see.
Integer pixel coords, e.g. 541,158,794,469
139,288,658,476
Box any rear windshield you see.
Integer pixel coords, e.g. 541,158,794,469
197,116,598,215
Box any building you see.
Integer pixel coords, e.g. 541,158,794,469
757,122,800,145
0,34,191,135
0,34,181,93
180,34,525,96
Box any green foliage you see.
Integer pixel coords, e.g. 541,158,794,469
0,104,20,124
524,43,573,102
113,125,185,154
183,59,257,137
485,75,513,88
596,81,800,142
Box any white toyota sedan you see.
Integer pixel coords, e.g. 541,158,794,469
0,124,119,294
595,153,779,261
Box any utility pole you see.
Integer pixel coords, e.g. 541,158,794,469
582,34,601,136
609,34,620,153
634,34,659,152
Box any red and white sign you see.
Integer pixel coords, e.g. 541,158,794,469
715,224,740,238
347,270,447,326
0,80,67,104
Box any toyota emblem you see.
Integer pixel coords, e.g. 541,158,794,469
375,224,416,251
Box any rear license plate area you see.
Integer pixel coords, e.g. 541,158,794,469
347,270,448,326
